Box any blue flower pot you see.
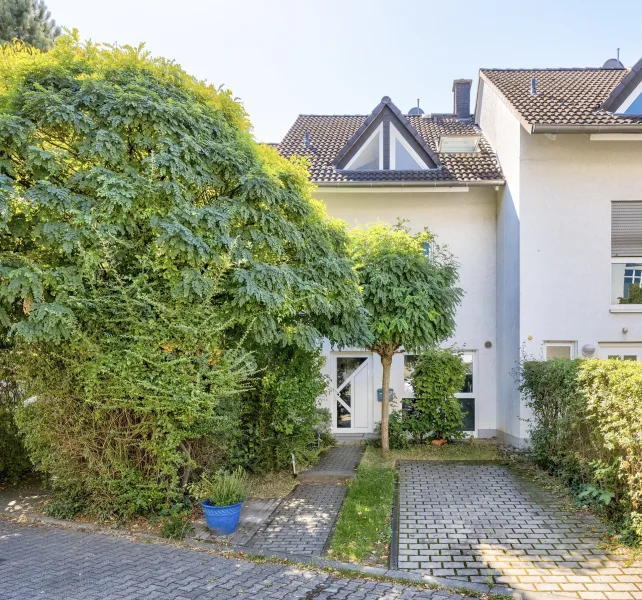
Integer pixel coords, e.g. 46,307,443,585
201,499,243,535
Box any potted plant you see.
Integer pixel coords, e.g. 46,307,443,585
192,467,249,535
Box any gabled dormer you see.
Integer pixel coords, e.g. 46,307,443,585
601,56,642,116
333,96,440,172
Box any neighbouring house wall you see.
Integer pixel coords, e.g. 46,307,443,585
476,81,524,445
315,187,498,435
518,133,642,440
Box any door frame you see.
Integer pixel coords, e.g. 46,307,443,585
330,351,374,433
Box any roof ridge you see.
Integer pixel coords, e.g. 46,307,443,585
480,67,630,72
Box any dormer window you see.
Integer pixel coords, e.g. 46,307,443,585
334,96,440,173
617,81,642,115
439,136,480,153
345,124,384,171
345,122,430,171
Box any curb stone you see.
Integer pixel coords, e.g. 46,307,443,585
6,511,570,600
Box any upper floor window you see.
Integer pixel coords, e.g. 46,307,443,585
345,122,429,172
611,201,642,310
439,136,480,153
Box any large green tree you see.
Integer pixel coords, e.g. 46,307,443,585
0,0,60,50
349,221,462,452
0,36,367,517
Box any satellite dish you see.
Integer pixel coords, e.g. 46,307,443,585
603,58,624,69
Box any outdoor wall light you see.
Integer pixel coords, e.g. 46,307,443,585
582,344,596,357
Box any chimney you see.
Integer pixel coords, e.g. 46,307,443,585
452,79,472,119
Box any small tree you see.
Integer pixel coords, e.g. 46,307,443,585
411,348,466,441
0,0,61,50
349,221,462,452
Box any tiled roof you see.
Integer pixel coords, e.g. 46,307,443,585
481,67,642,128
277,114,503,184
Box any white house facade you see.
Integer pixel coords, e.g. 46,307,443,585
276,56,642,446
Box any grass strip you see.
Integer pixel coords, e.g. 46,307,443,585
327,466,395,565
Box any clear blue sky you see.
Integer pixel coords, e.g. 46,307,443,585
47,0,642,143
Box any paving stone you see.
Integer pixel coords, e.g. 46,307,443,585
395,461,642,600
0,519,469,600
250,484,346,556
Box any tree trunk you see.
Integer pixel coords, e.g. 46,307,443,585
380,353,393,454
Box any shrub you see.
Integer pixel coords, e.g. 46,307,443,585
520,357,642,543
239,346,331,472
0,378,31,482
11,279,255,520
410,348,466,441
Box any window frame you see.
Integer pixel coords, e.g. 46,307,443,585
403,350,477,434
543,341,576,360
344,122,384,171
611,256,642,312
454,351,476,433
390,123,429,170
438,136,481,153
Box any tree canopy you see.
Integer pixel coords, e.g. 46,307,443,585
349,220,462,451
0,34,368,350
0,0,60,50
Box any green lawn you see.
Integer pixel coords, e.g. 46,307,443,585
328,439,501,565
327,465,395,565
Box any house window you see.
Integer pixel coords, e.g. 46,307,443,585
611,201,642,308
455,351,475,432
345,122,428,171
402,354,418,414
403,351,476,432
346,124,383,171
439,137,480,153
544,342,576,360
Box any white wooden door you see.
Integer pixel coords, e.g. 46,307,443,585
331,354,372,432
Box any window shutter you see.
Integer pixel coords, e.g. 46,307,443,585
612,201,642,257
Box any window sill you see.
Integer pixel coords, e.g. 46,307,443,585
610,305,642,313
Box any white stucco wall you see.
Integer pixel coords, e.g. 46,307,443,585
518,133,642,438
476,81,523,444
315,187,498,435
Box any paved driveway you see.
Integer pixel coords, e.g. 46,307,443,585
0,519,464,600
397,462,642,599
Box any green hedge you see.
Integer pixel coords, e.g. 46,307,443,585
520,358,642,543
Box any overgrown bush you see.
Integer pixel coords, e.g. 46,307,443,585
0,36,366,518
410,348,466,441
373,349,466,448
239,346,331,472
0,378,31,482
521,358,642,544
11,279,254,520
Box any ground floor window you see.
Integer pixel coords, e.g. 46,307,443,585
403,351,476,432
544,341,576,360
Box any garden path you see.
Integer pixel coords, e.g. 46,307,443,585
191,445,363,556
395,461,642,600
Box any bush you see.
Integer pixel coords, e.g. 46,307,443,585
0,378,31,482
520,357,642,543
410,348,466,441
11,280,254,521
239,346,332,472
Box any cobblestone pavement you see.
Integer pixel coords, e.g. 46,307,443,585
0,519,471,600
314,445,363,472
250,484,347,556
397,462,642,599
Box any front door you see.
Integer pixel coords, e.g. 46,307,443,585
331,354,373,433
